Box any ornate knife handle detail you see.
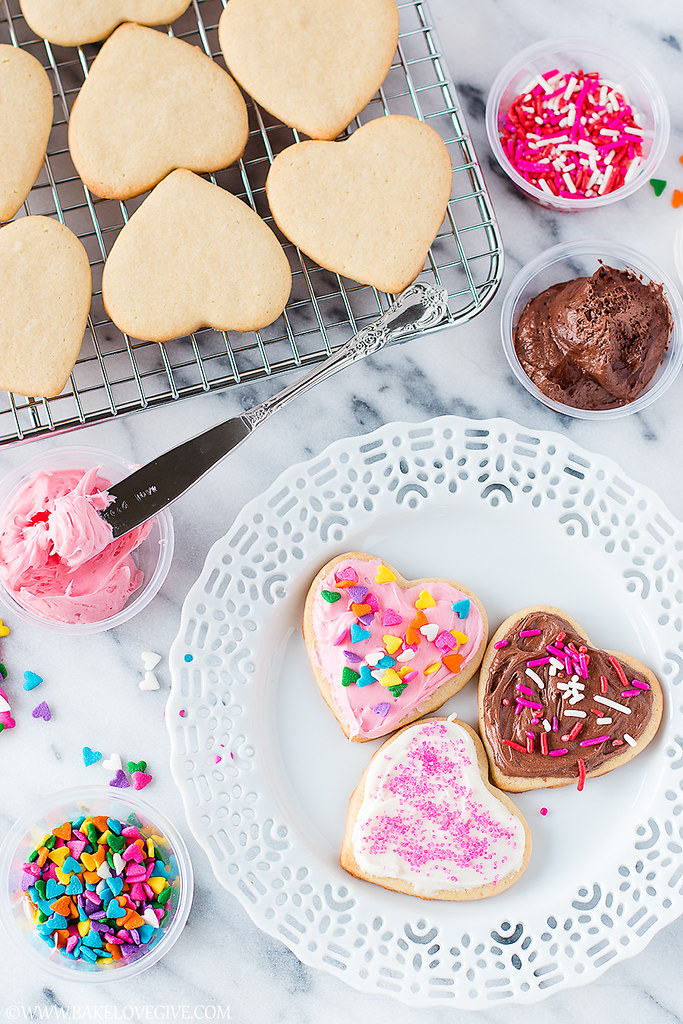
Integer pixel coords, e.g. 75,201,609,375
243,283,450,430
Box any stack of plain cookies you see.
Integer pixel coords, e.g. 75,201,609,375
0,0,454,399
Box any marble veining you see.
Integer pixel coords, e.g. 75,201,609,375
1,0,683,1020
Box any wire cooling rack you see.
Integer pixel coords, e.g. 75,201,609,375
0,0,503,446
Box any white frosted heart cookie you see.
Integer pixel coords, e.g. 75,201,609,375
0,217,92,398
0,45,53,222
102,169,292,341
478,606,664,793
341,717,531,900
266,115,452,293
68,23,248,200
303,552,487,742
19,0,192,47
219,0,399,141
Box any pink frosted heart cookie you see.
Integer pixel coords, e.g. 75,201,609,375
341,717,531,899
302,552,488,741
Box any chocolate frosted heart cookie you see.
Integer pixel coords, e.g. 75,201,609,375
478,606,663,792
303,552,487,742
340,717,531,900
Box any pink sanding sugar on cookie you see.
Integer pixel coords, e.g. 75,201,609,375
350,719,527,897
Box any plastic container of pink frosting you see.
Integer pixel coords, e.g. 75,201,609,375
0,446,173,634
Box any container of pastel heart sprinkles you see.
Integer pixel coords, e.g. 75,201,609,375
0,786,193,980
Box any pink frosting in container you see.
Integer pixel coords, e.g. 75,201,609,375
0,447,173,633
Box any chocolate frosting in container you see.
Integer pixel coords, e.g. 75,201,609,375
481,610,656,782
514,265,672,410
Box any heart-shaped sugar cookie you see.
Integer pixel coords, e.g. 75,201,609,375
478,606,664,792
219,0,399,141
20,0,191,47
341,717,531,900
102,169,292,341
266,115,453,293
0,45,53,222
68,23,248,200
0,217,92,398
303,553,487,741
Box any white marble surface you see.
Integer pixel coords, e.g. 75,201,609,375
2,0,683,1019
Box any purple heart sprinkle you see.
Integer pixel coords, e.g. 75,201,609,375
109,769,130,789
32,701,51,722
343,650,363,663
373,702,391,718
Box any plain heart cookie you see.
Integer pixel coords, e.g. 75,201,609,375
266,115,453,293
303,552,488,742
0,216,92,398
0,44,53,222
68,23,248,200
219,0,399,141
102,169,292,341
341,717,531,900
19,0,192,47
478,606,664,792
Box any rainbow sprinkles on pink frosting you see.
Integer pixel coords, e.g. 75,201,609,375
307,555,486,740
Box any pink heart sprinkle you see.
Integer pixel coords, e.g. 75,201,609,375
122,843,143,863
0,711,16,729
131,771,152,791
383,608,403,626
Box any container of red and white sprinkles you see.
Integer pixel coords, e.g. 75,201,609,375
486,38,669,211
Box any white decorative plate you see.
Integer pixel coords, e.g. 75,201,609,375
167,416,683,1008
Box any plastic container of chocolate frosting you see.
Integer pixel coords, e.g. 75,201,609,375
500,239,683,419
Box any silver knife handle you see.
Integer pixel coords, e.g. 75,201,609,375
242,282,449,431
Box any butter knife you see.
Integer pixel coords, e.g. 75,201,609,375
100,282,450,538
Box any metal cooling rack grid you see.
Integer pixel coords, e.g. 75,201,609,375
0,0,503,445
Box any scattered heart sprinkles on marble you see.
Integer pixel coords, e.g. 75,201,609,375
141,651,161,671
23,670,43,691
139,671,160,691
32,700,51,722
109,769,130,789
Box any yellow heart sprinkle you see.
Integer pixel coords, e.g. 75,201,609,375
375,565,396,583
415,590,436,609
383,634,403,655
379,668,402,688
55,866,71,885
77,920,90,937
450,630,469,645
424,662,441,675
148,876,167,895
80,851,97,872
0,620,10,637
48,847,69,866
